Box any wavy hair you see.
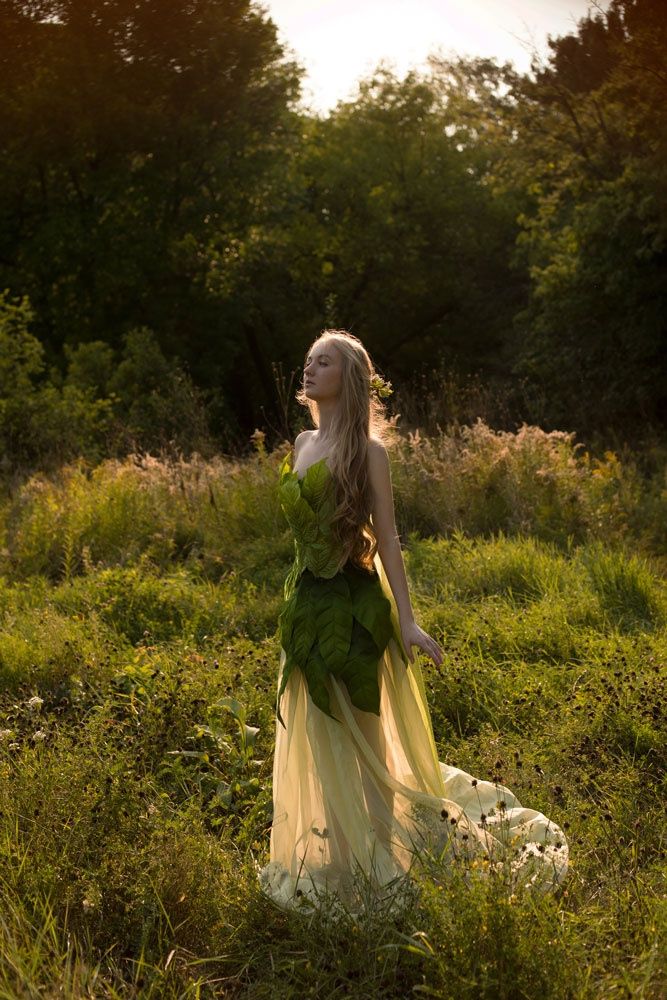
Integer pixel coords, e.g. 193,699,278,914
295,330,398,573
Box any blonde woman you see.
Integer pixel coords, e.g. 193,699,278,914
259,330,568,910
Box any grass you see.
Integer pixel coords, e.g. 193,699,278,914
0,422,665,997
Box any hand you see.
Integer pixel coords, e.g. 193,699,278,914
400,619,444,667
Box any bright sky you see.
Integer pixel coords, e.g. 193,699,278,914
264,0,609,112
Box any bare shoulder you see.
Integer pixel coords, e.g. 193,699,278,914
294,429,314,458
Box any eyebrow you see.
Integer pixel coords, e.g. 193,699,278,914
306,353,331,361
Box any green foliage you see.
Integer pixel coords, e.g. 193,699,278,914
0,293,215,470
2,422,664,612
271,67,520,379
163,694,270,834
1,3,666,446
2,446,289,586
0,517,665,995
278,451,341,578
391,420,650,550
105,327,214,454
499,0,667,431
0,0,301,426
0,291,114,469
405,864,582,999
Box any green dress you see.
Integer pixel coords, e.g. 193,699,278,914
260,449,569,912
276,450,407,726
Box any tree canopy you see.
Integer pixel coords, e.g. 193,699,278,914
0,0,664,461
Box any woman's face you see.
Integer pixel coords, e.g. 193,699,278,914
303,340,342,402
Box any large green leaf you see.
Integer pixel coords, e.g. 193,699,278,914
300,457,332,509
294,496,320,542
347,569,393,653
302,645,337,721
279,475,300,510
290,581,317,666
336,618,382,714
313,575,352,672
316,489,336,530
278,589,298,650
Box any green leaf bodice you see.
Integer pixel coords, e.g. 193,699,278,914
276,450,406,726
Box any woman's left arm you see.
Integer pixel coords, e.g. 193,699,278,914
368,441,443,667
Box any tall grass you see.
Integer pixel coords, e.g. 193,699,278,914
0,422,665,997
2,420,665,586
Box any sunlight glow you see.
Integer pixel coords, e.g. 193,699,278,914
264,0,609,112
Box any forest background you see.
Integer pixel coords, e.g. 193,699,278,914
1,0,666,471
0,2,666,997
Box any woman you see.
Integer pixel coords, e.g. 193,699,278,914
259,330,568,911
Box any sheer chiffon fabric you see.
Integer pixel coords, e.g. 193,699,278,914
259,553,569,911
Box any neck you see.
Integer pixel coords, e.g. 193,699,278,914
315,399,339,438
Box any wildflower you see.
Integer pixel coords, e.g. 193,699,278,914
0,729,13,740
27,696,44,712
471,779,478,787
441,808,449,818
32,730,47,742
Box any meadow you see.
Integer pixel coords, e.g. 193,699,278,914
0,420,665,998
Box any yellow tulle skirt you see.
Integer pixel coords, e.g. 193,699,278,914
259,555,569,911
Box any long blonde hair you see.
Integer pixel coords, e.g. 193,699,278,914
296,330,398,572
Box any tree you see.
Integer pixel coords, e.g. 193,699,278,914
501,0,667,432
0,0,301,423
237,66,524,392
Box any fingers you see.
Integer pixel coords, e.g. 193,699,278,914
410,639,442,666
402,628,444,667
425,639,443,666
